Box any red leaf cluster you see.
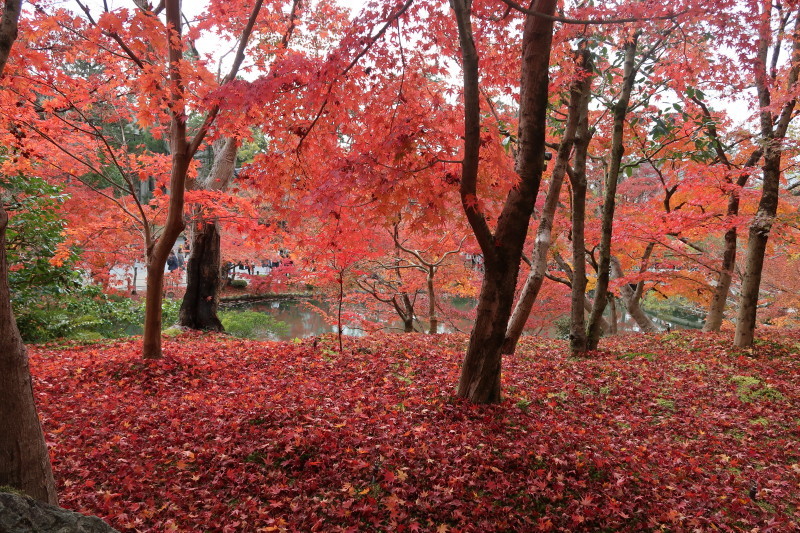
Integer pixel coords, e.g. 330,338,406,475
30,330,800,531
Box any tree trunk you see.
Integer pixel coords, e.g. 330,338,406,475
452,0,557,403
0,0,58,504
179,138,237,330
427,270,437,334
568,50,592,354
0,207,58,505
142,259,168,358
179,221,223,331
141,1,261,358
611,255,658,333
735,159,780,346
502,47,592,355
586,36,640,350
609,297,618,335
704,223,737,331
734,10,800,347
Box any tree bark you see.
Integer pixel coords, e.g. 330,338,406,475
501,47,592,355
568,52,592,354
703,223,737,331
179,221,223,330
453,0,557,403
586,35,640,350
426,269,437,334
692,99,760,332
179,137,237,331
0,208,58,505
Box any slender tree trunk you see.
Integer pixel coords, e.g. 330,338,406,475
453,0,557,403
586,36,640,350
568,53,592,354
427,270,437,334
704,223,737,331
131,264,138,295
142,259,168,358
502,48,592,355
179,221,223,331
0,207,58,505
337,272,344,352
552,249,609,337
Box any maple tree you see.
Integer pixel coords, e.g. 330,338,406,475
0,0,58,504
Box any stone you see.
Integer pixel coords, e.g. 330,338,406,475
0,491,119,533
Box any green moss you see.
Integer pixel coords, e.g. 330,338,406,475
655,398,675,411
730,375,785,403
618,352,657,361
0,485,25,496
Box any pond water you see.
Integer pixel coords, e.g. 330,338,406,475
220,298,475,341
221,297,704,341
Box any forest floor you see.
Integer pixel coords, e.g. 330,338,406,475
30,329,800,532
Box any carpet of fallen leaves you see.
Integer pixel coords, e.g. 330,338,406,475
29,329,800,532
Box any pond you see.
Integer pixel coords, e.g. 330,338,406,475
221,297,705,341
219,297,476,341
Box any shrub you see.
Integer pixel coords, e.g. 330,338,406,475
230,279,248,289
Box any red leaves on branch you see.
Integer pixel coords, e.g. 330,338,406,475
30,330,800,531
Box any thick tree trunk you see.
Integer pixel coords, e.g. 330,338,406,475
735,162,780,346
179,138,237,330
0,207,58,505
586,36,640,350
501,48,592,355
458,270,517,402
0,0,57,504
179,221,223,331
453,0,556,403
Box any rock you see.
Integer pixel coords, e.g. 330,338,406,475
0,491,119,533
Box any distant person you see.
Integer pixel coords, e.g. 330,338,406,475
176,250,185,270
167,251,179,272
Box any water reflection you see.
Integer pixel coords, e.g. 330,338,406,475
221,299,336,340
221,297,703,342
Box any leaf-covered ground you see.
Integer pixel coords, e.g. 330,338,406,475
30,330,800,532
